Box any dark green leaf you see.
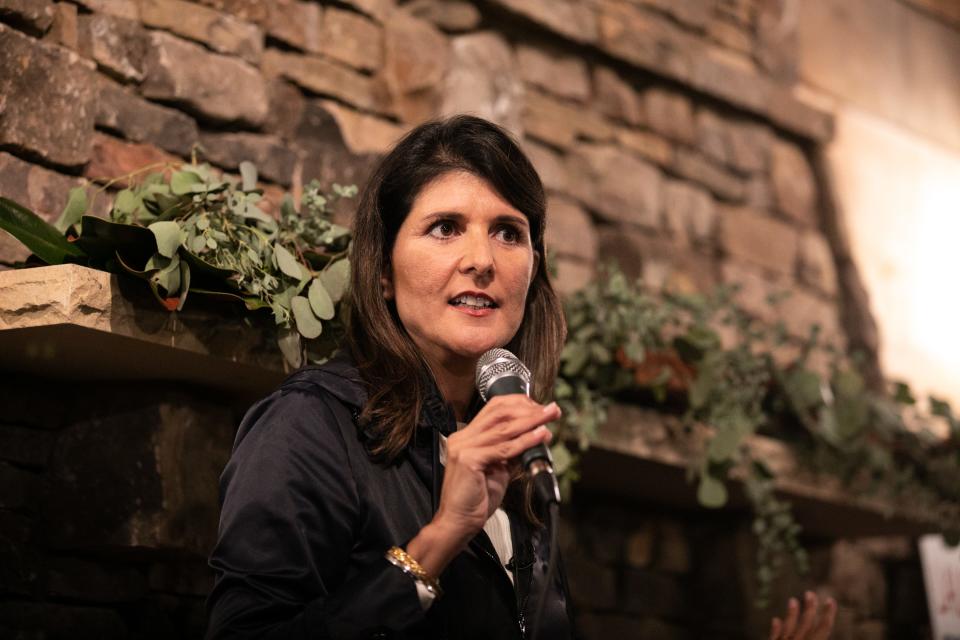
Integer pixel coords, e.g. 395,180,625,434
150,253,181,295
281,194,297,218
783,369,822,412
55,187,88,233
190,234,206,253
308,278,335,320
752,459,774,480
149,221,183,258
833,371,869,441
697,474,728,508
931,397,954,420
550,442,573,475
892,381,916,405
561,342,589,377
275,243,306,280
674,325,720,362
319,258,350,302
818,406,840,446
291,295,323,339
113,189,140,216
708,426,742,462
240,161,257,191
277,328,303,370
0,197,87,265
688,370,714,410
152,192,183,219
243,202,277,230
834,369,865,398
623,339,645,363
76,215,156,265
170,170,203,195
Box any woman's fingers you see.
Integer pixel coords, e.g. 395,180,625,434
470,398,559,437
452,397,560,452
491,425,553,461
458,425,552,467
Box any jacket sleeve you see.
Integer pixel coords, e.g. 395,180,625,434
206,388,427,639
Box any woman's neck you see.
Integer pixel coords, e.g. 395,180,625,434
426,356,477,422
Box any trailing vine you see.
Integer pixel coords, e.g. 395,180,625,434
552,264,960,606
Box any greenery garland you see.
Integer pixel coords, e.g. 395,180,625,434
555,265,960,605
0,160,354,368
2,161,958,606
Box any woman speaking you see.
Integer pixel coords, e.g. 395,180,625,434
207,115,573,639
205,115,835,640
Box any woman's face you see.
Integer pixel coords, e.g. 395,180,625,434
384,170,537,371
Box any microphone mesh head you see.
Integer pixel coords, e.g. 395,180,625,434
475,348,531,402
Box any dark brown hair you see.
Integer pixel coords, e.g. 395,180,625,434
346,114,567,462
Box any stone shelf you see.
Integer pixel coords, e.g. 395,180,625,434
578,404,941,539
0,264,287,401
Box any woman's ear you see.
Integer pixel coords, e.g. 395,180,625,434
381,268,394,300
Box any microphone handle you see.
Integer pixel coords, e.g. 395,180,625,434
480,368,561,503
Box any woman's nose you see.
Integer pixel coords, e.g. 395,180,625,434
459,230,494,277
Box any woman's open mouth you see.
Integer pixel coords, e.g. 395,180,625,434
449,293,498,314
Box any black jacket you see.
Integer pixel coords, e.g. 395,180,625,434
206,356,575,639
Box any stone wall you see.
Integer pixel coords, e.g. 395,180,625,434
0,376,235,637
0,0,849,358
562,491,931,639
0,0,936,637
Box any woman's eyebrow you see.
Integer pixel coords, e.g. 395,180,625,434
420,211,530,228
422,211,466,224
494,213,530,228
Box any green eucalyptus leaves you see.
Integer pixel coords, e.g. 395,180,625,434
0,161,356,368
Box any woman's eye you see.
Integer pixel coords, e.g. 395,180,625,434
429,220,457,238
496,225,523,244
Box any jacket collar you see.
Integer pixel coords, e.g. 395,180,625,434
280,351,368,409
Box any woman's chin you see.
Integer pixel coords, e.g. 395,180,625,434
450,342,507,364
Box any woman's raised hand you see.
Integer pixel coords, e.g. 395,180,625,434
769,591,837,640
435,395,559,538
406,395,559,578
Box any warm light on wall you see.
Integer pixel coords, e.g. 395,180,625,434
913,180,960,385
830,107,960,407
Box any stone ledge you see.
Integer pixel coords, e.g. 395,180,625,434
0,264,285,398
579,404,939,538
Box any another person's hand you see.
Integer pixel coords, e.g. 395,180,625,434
769,591,837,640
436,394,559,538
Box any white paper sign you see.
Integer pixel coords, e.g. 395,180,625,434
920,534,960,640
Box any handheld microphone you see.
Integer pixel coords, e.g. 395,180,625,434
475,348,561,505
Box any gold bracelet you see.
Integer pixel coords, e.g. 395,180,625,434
385,546,443,598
